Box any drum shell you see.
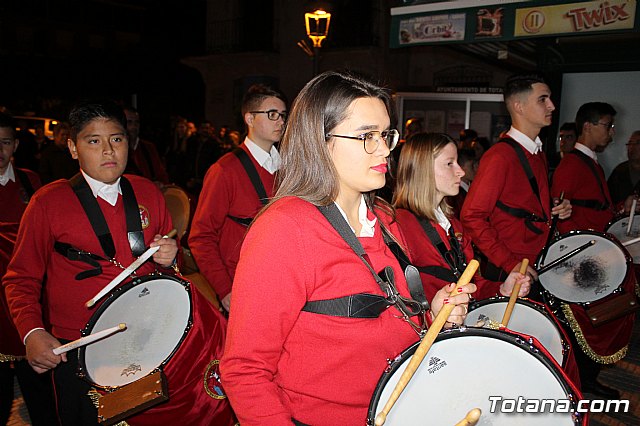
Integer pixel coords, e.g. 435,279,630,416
78,274,235,426
368,327,585,426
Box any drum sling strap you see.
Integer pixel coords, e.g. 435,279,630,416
15,168,35,200
414,215,467,284
54,174,145,280
301,203,427,326
496,138,548,235
567,150,611,211
227,148,269,227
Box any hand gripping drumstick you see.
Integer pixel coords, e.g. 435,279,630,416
374,259,479,426
454,408,482,426
52,323,126,355
500,259,529,327
86,229,177,307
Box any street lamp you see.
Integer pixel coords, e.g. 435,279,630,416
305,9,331,76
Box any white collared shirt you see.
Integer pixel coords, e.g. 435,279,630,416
335,195,377,237
0,163,16,186
244,138,281,174
574,142,598,163
435,206,452,234
507,127,543,155
81,170,122,206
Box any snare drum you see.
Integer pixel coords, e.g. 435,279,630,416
78,274,235,425
463,297,568,367
536,230,631,304
368,328,583,425
606,215,640,264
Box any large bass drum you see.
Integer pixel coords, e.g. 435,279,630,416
367,328,583,426
535,230,631,304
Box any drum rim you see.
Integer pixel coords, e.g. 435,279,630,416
366,327,580,424
465,296,569,366
77,273,194,389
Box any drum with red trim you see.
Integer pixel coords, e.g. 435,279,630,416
78,274,235,425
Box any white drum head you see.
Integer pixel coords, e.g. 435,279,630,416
370,330,576,425
606,217,640,264
538,233,627,303
82,277,191,387
464,300,564,366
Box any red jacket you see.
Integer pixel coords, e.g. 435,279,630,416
222,197,419,426
3,174,173,341
1,168,42,357
395,209,501,302
551,150,614,233
189,144,276,299
128,139,170,184
461,139,551,272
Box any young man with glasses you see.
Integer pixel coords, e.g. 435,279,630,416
551,102,635,401
608,130,640,205
189,84,287,313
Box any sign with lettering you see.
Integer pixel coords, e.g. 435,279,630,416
514,0,636,36
398,13,466,45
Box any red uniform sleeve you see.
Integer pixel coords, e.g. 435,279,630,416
461,149,520,272
222,205,309,425
2,198,52,340
189,162,235,299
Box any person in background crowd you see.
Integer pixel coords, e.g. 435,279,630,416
38,122,78,184
608,130,640,206
222,70,475,426
189,84,287,312
123,105,170,186
461,74,571,282
0,111,56,426
448,147,477,219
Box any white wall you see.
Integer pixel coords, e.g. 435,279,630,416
558,71,640,178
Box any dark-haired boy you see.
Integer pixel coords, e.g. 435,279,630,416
189,84,287,312
461,74,571,281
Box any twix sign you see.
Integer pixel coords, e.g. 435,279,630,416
514,0,636,37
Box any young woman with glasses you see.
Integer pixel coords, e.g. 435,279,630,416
393,132,531,310
222,72,475,426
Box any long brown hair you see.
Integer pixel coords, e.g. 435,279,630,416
273,70,396,213
393,132,457,221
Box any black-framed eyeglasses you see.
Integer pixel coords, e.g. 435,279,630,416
325,129,399,154
594,121,615,131
250,110,287,121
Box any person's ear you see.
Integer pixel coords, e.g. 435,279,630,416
67,139,78,159
12,138,19,153
244,112,254,129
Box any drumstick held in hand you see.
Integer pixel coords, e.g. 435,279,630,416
500,259,529,327
374,259,479,426
52,323,126,355
627,198,637,236
454,408,482,426
86,229,177,307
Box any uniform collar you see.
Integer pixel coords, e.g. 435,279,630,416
0,163,16,186
507,127,543,154
244,138,281,174
574,143,598,163
81,170,122,206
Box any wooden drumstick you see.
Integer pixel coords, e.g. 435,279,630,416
627,198,637,236
374,259,479,426
52,323,126,355
500,258,529,327
456,408,482,426
454,408,482,426
86,229,177,307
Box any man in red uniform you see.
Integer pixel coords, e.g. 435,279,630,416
551,102,635,400
552,102,616,234
461,74,571,281
0,112,56,425
189,84,287,312
2,101,235,425
123,105,170,185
